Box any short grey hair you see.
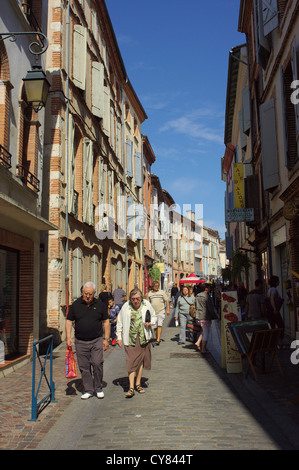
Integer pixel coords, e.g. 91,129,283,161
129,288,143,302
83,281,96,293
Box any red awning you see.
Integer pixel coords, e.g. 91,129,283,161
179,273,205,284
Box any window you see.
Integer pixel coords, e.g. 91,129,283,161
72,247,82,300
67,114,76,215
0,247,19,358
116,259,122,286
83,138,94,226
18,89,40,192
126,140,133,177
91,254,98,290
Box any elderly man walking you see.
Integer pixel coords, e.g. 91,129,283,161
66,281,110,399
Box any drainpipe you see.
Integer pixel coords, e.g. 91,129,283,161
121,78,128,295
65,0,70,314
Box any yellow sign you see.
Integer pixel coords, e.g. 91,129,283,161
233,163,244,208
221,291,242,373
155,263,165,273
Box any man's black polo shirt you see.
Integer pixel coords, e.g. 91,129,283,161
67,297,108,341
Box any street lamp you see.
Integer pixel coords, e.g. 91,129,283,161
0,31,50,112
22,65,50,112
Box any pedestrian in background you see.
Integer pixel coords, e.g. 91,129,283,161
171,283,178,307
66,281,110,400
266,275,285,346
108,298,120,346
146,281,170,345
174,286,195,345
245,279,266,321
113,284,126,310
116,288,157,398
98,284,113,312
194,283,218,354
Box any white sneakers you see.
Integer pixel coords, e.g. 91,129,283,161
81,391,105,399
81,392,93,400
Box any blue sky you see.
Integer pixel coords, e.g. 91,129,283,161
106,0,245,239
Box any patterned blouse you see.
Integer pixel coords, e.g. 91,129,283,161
129,303,147,346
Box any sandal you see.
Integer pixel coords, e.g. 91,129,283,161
125,388,135,398
135,384,145,394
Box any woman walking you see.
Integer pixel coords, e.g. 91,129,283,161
116,288,157,398
174,286,195,345
266,275,285,346
195,283,218,353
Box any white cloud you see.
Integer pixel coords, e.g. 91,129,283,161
158,105,224,145
204,219,226,238
160,115,223,144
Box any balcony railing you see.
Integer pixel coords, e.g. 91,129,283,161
16,164,40,192
0,145,12,169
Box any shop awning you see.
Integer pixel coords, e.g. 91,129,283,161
0,192,57,231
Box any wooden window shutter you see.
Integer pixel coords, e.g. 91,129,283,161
103,162,107,208
135,203,144,239
83,138,94,225
72,248,82,300
109,170,114,207
279,65,289,167
291,40,299,160
261,0,279,36
116,120,121,162
126,140,133,177
73,25,86,90
102,85,110,136
134,152,142,187
255,0,270,69
91,254,98,289
180,240,186,262
117,184,126,238
242,86,251,135
173,239,178,260
92,62,104,118
68,114,75,214
259,98,279,191
127,196,134,237
110,108,115,149
239,110,247,150
91,9,98,41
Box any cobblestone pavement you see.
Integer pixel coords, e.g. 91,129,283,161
1,316,299,451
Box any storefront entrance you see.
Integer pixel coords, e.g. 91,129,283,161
0,247,19,358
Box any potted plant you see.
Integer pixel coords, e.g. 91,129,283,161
148,265,161,283
231,249,251,287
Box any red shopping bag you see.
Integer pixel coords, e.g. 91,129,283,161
65,346,77,378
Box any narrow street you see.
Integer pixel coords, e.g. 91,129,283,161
2,315,299,452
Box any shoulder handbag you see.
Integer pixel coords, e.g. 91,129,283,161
183,296,196,318
145,309,151,323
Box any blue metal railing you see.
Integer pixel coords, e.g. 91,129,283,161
29,335,55,421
